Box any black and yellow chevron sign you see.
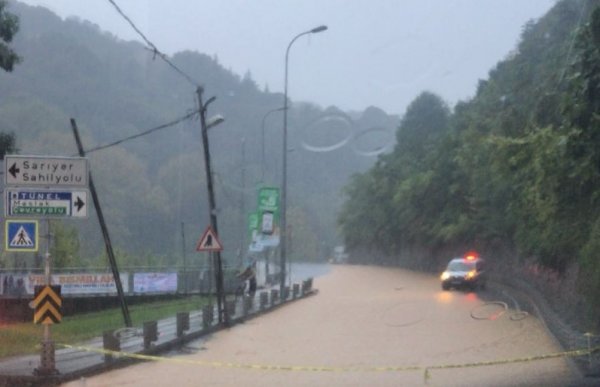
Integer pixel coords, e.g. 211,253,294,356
32,285,62,324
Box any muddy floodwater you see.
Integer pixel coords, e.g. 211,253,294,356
64,265,577,386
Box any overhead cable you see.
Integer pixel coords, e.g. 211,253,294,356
106,0,200,87
83,109,199,154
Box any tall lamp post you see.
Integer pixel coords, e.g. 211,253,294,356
261,107,286,183
196,86,228,325
280,25,328,292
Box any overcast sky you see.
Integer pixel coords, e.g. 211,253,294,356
18,0,556,116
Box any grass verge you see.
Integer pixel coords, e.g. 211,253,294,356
0,295,210,359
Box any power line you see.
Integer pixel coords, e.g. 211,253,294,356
83,109,199,154
105,0,200,87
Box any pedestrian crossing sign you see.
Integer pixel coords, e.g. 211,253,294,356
5,220,38,252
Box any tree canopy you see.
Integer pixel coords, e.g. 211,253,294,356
0,0,20,71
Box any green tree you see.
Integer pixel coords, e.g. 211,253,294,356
0,0,20,71
565,5,600,317
0,131,16,159
51,221,81,268
338,92,455,263
338,168,392,257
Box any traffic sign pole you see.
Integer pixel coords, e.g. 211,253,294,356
34,220,58,376
3,144,91,375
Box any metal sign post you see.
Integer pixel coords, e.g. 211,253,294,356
3,154,88,375
34,220,58,376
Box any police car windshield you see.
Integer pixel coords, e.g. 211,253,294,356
447,260,475,272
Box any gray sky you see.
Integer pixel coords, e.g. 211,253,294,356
18,0,556,116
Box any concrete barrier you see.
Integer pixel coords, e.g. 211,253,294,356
225,300,236,318
176,312,190,337
282,286,290,301
259,291,268,310
243,296,253,315
302,278,313,294
143,321,158,350
102,330,120,362
270,289,279,306
202,305,214,329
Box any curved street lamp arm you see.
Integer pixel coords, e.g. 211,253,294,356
284,26,328,105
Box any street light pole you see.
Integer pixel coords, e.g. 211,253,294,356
239,136,246,264
196,86,228,325
280,25,328,292
261,107,286,183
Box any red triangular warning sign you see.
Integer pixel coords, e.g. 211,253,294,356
196,225,223,252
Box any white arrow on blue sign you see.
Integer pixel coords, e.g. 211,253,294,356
5,189,89,218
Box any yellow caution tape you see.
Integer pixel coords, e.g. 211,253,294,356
59,343,599,374
60,343,420,372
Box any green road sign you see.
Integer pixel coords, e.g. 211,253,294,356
255,187,280,246
257,186,280,230
5,189,89,218
257,186,280,215
13,206,67,216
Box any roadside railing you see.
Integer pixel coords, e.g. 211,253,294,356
491,272,600,377
99,278,316,364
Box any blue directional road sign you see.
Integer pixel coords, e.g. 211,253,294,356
5,189,88,218
5,220,39,252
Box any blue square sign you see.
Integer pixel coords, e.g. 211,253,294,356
5,220,38,252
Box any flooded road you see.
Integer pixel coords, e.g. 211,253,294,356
65,265,576,386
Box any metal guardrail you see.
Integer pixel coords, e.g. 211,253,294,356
493,274,600,377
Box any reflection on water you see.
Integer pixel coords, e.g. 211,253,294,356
435,290,480,305
435,291,454,304
289,262,331,283
255,261,331,287
465,292,478,302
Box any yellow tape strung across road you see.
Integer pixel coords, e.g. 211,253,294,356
59,343,599,374
60,344,420,372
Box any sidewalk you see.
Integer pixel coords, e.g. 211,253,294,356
0,281,316,386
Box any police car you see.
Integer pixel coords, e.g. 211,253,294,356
440,252,487,291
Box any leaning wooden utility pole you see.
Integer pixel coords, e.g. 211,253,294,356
196,86,228,325
71,119,132,327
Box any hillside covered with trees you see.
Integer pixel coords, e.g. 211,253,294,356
0,1,398,269
338,0,600,328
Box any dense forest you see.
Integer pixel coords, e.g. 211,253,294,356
0,1,397,269
338,0,600,327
